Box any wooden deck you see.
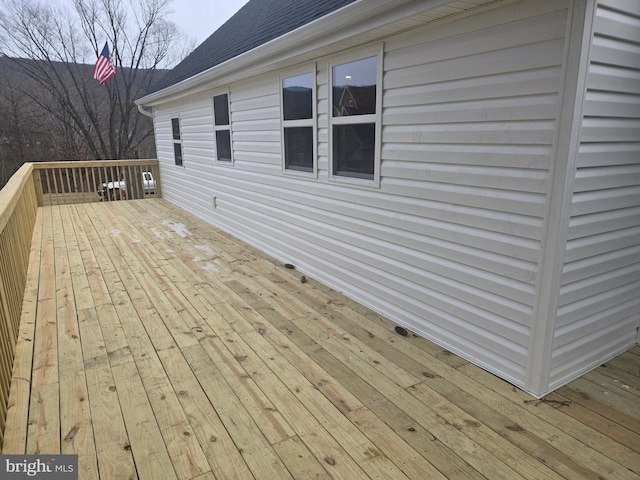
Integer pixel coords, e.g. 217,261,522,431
2,199,639,480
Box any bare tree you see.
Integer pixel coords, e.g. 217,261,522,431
0,0,189,161
0,66,61,185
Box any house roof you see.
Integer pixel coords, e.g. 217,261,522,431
146,0,358,96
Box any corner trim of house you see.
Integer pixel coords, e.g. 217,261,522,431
525,0,597,396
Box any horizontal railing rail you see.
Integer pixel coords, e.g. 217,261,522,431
0,163,38,448
32,159,161,206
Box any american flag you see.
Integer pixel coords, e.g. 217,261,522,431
93,42,116,85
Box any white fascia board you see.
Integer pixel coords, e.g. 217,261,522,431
136,0,469,107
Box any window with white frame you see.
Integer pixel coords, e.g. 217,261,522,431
330,52,381,182
282,70,315,173
213,93,233,163
171,117,183,166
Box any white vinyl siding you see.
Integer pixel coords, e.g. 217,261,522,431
149,0,637,395
550,0,640,388
369,1,569,386
150,0,570,393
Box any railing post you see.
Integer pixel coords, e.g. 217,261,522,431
32,169,44,207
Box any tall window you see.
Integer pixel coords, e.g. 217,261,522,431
282,71,315,172
330,54,380,182
213,93,232,163
171,117,183,166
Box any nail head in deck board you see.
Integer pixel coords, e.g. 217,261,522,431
52,208,100,479
408,382,564,480
30,209,58,389
565,377,640,420
455,362,640,480
82,345,138,479
134,355,211,480
542,392,640,469
555,385,640,441
111,361,178,480
198,332,297,445
26,382,60,455
156,347,255,480
203,314,365,474
593,364,640,394
306,347,484,480
272,436,333,480
346,406,448,480
59,372,99,480
183,343,295,479
231,329,415,480
605,350,640,377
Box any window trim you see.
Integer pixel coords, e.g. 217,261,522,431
328,45,383,188
280,64,317,177
171,116,184,167
212,89,234,165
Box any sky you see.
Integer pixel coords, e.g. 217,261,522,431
46,0,252,67
168,0,251,45
52,0,251,49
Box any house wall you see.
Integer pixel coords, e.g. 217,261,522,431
549,0,640,389
152,0,572,393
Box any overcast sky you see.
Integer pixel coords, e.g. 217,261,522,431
169,0,251,45
51,0,251,48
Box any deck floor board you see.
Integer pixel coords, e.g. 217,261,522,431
3,200,639,480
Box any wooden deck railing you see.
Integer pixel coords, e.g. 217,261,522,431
0,159,161,448
32,159,161,206
0,163,38,448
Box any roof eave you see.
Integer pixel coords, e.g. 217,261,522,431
136,0,496,107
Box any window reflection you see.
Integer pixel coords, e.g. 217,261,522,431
213,94,230,126
284,127,313,172
332,56,377,117
282,71,314,172
333,124,375,180
173,143,183,166
213,93,232,163
283,72,313,121
216,130,232,162
171,118,181,140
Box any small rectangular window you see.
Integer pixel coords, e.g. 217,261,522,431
174,143,183,166
213,93,233,163
215,130,232,162
282,71,315,173
283,73,313,120
172,118,181,140
333,123,374,179
330,52,380,184
213,95,230,126
332,56,377,117
284,127,313,172
171,117,183,166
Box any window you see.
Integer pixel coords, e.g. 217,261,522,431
282,71,315,173
171,117,183,166
330,53,380,183
213,93,232,163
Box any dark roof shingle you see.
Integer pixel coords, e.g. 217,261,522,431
146,0,357,95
